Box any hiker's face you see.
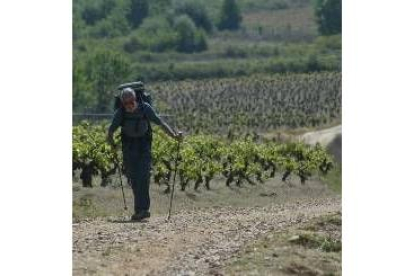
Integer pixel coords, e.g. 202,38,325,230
122,97,137,113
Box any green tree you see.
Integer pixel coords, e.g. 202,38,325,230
83,49,132,112
174,15,196,53
127,0,149,28
139,16,171,34
173,0,213,33
174,15,207,53
73,57,95,111
89,5,131,38
123,37,141,53
137,16,178,52
73,9,87,40
82,4,104,25
218,0,242,31
89,17,129,38
100,0,117,18
149,0,171,14
194,29,208,52
314,0,341,35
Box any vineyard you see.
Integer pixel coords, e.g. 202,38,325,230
70,0,343,274
73,121,335,191
149,72,341,134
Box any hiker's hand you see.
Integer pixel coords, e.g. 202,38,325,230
174,131,184,142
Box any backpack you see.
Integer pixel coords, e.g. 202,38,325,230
114,81,154,140
113,81,153,111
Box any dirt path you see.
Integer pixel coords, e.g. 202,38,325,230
73,196,341,276
299,125,342,146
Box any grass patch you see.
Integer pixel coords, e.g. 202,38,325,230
73,194,103,221
316,213,342,227
223,212,342,275
72,189,129,222
321,164,342,193
288,231,341,253
283,262,320,276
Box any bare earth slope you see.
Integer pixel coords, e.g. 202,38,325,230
73,196,340,275
299,125,342,146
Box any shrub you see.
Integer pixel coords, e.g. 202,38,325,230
81,0,116,26
135,17,179,52
307,54,322,71
127,0,149,28
174,15,207,53
218,0,242,31
315,34,342,52
88,6,131,38
314,0,342,35
123,37,141,53
173,0,213,33
139,16,171,34
82,4,104,25
194,29,208,52
223,45,248,58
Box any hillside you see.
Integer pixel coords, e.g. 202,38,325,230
73,0,341,113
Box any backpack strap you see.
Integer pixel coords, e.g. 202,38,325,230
139,101,153,139
137,100,153,141
119,107,126,127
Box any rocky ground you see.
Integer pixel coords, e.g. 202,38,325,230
73,196,340,275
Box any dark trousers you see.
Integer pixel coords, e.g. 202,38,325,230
122,135,152,213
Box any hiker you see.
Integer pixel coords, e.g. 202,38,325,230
107,86,182,221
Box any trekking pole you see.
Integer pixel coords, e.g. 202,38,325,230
112,148,128,211
166,131,183,221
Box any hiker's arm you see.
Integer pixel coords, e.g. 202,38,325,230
144,104,178,139
107,109,122,146
160,121,178,139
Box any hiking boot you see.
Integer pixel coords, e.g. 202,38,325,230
131,211,151,221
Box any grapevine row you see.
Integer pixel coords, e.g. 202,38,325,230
150,72,341,134
73,122,334,190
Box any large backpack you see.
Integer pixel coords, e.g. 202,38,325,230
113,81,153,111
114,81,154,140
